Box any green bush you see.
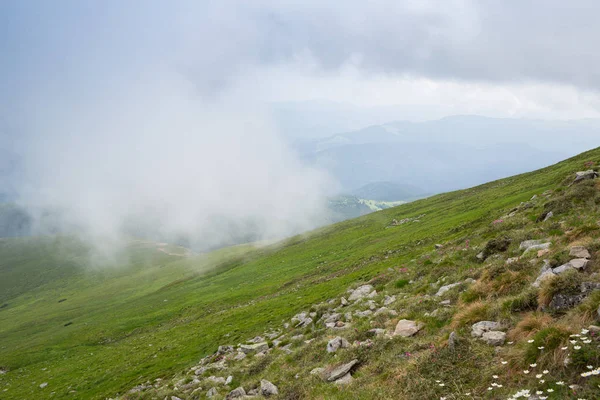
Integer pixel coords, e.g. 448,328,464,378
394,279,410,289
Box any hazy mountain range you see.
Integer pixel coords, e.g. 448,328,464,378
293,114,600,193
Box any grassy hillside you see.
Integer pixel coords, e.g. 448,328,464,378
1,148,600,399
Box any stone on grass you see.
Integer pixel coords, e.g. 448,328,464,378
324,359,359,382
225,387,246,399
522,243,551,255
383,295,396,306
207,376,226,385
333,373,353,385
435,282,461,297
548,293,586,311
471,321,501,338
448,331,457,351
393,319,423,337
340,297,349,306
481,331,506,346
569,258,589,270
260,380,279,396
310,367,325,376
239,342,268,354
367,328,387,337
573,170,599,184
39,383,48,389
570,246,591,259
327,336,350,353
207,387,218,398
225,376,233,385
348,285,375,301
543,211,554,222
519,239,546,250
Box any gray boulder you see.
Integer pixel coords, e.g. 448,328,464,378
239,342,268,354
570,246,591,259
326,336,350,353
548,293,586,311
348,285,375,301
206,387,218,398
435,282,461,297
481,331,506,346
324,359,359,382
520,239,546,250
260,380,279,396
225,387,246,399
573,170,599,184
448,331,457,351
471,321,501,337
383,295,396,306
333,373,354,385
393,319,423,337
522,242,551,255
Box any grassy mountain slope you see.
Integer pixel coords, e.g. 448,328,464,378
1,148,600,399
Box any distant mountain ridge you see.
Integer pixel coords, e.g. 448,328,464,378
295,115,600,194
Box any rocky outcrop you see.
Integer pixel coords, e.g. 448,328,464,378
435,282,462,297
573,170,599,184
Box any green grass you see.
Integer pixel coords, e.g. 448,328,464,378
0,148,600,399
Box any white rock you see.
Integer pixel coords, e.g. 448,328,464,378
333,373,353,385
39,383,48,389
393,319,423,337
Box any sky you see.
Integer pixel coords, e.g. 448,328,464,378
2,1,600,256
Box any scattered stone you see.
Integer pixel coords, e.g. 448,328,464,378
543,211,554,222
367,328,387,337
448,331,457,351
435,282,461,297
570,246,591,259
393,319,423,337
239,342,268,354
39,383,48,389
580,282,600,293
225,387,246,399
435,244,444,249
260,380,279,396
248,388,259,395
295,317,313,328
481,331,506,346
522,242,551,255
440,300,451,306
218,345,234,354
383,295,396,306
333,373,353,385
354,310,373,318
506,257,519,265
327,336,350,353
291,334,304,341
365,300,377,310
374,307,398,316
323,313,342,324
254,352,266,358
207,376,226,385
340,297,349,306
573,170,599,184
532,266,555,288
225,376,233,385
324,359,359,382
548,293,587,311
206,387,218,398
569,258,589,270
281,344,293,354
310,367,325,376
233,352,246,361
552,263,574,275
248,336,265,344
348,285,375,301
519,239,546,249
171,397,183,400
471,321,501,338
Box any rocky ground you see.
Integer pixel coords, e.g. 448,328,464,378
112,169,600,399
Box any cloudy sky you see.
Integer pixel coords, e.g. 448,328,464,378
3,1,600,119
1,1,600,255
